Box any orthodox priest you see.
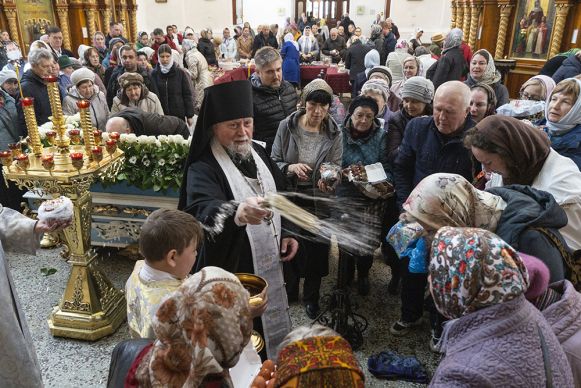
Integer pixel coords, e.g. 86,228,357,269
178,80,298,358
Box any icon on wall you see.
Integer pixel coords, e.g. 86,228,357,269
510,0,556,60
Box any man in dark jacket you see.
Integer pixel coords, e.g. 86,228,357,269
381,21,397,64
322,28,346,63
251,25,278,57
552,51,581,83
106,45,159,108
345,38,371,96
18,49,61,133
106,108,190,138
394,81,474,209
426,28,467,90
46,26,74,59
105,22,128,49
251,47,298,155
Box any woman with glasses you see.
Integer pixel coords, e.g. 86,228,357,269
519,75,556,102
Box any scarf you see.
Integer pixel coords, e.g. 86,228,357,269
545,78,581,135
442,28,462,53
520,75,556,101
284,33,299,50
429,227,529,319
402,173,507,232
135,266,252,387
474,115,551,185
471,49,501,85
160,57,174,74
364,50,380,77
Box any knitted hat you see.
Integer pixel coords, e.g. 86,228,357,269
348,95,379,116
70,67,95,86
118,72,144,89
301,78,333,105
401,76,434,103
361,78,390,103
0,69,17,85
109,37,124,49
431,33,445,44
367,66,393,87
519,252,549,301
58,55,74,69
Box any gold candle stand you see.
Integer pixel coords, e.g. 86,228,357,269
45,76,70,152
77,100,96,159
21,97,43,156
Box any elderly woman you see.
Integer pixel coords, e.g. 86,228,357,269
360,78,393,129
197,29,217,66
251,325,365,387
151,44,194,124
271,79,342,319
390,56,421,99
62,68,109,131
520,74,556,102
298,26,320,63
281,33,300,87
108,266,254,387
544,78,581,169
464,49,509,107
110,72,164,115
182,39,213,115
465,115,581,251
469,83,497,123
387,76,434,162
426,28,466,90
429,227,574,387
334,96,393,295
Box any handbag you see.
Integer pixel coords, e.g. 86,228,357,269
533,227,581,291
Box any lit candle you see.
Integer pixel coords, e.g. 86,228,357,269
0,150,12,167
69,129,81,145
91,146,103,163
109,132,120,141
70,152,84,172
15,153,29,171
41,153,55,173
105,139,117,158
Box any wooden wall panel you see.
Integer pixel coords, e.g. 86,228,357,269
67,4,89,51
561,2,581,51
476,1,501,54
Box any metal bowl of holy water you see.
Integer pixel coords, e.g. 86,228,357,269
236,273,268,353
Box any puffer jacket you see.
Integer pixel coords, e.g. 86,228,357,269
488,185,569,282
541,280,581,387
387,105,431,163
552,54,581,84
185,48,214,115
197,38,217,66
62,85,110,131
18,69,63,131
250,73,298,154
426,46,467,90
430,296,574,388
271,109,342,188
151,63,194,121
0,89,21,150
546,123,581,171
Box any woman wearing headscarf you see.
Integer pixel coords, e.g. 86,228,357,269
429,227,574,388
110,72,164,115
465,115,581,251
92,31,108,63
464,49,509,107
544,78,581,170
182,39,213,115
388,172,570,342
81,47,107,94
109,267,254,388
271,79,342,318
520,74,556,102
390,56,421,99
426,28,467,90
469,83,497,123
386,40,411,83
298,26,320,63
135,31,150,50
281,33,300,87
151,44,194,124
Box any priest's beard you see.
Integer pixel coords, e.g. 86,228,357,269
224,139,253,162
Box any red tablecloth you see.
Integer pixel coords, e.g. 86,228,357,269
214,65,350,94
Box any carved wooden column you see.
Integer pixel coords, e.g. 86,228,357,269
549,2,573,57
494,2,514,59
101,6,113,31
127,1,138,42
3,6,20,48
456,1,465,32
85,0,98,41
469,0,483,50
462,1,472,35
116,0,129,38
55,0,73,50
451,0,458,28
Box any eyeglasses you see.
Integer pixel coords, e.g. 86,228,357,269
519,91,543,101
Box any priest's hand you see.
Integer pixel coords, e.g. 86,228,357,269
280,237,299,261
236,197,273,225
34,218,72,234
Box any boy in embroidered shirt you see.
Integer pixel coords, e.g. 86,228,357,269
125,209,204,338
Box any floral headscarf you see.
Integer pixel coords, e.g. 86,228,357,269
429,227,530,319
402,173,507,232
135,266,252,388
471,49,501,85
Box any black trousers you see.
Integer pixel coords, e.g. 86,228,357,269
284,237,329,305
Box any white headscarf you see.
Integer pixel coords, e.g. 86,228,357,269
284,33,299,50
546,78,581,135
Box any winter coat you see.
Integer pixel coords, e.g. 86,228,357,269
150,37,178,65
0,89,21,150
393,115,474,208
237,36,253,59
281,42,300,84
271,109,342,188
368,36,385,65
62,85,110,131
552,54,581,84
345,40,371,81
321,37,346,63
417,54,437,78
111,92,165,116
106,66,159,109
18,69,63,132
386,107,414,163
251,33,278,57
426,46,466,90
151,63,194,121
197,38,217,66
382,32,397,62
184,49,214,115
297,36,320,61
547,123,581,171
488,185,569,282
109,108,190,138
464,76,509,108
430,296,574,388
541,280,581,387
250,73,298,153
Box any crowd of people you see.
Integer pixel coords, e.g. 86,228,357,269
1,9,581,388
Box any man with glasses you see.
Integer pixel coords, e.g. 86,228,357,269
46,26,74,59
